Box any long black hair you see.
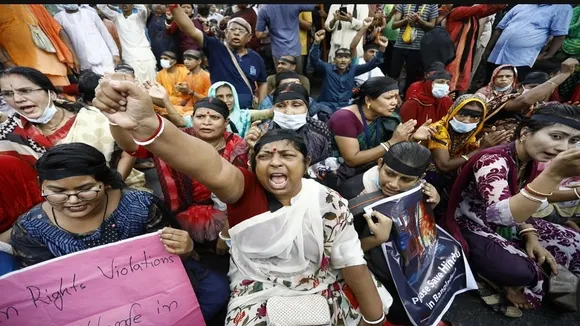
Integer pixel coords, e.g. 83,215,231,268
36,142,125,189
250,129,309,173
0,66,83,113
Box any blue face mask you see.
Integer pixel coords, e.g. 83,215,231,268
449,117,477,134
374,177,381,189
431,83,450,98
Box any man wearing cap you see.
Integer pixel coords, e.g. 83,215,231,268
168,5,267,110
310,30,388,113
266,55,310,93
155,51,189,115
255,4,315,75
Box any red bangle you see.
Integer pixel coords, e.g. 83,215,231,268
135,114,163,143
168,4,179,10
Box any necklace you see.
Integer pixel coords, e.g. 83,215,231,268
52,193,109,233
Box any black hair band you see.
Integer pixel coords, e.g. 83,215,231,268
273,91,308,106
531,114,580,131
278,57,296,65
37,163,109,181
382,151,424,177
194,100,230,119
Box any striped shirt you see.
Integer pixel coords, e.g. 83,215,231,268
394,4,439,50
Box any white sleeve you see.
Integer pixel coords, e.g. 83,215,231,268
92,10,119,56
96,4,118,22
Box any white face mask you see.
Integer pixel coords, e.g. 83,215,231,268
160,59,173,69
273,111,307,130
449,117,477,134
23,91,58,124
494,84,511,92
431,83,450,98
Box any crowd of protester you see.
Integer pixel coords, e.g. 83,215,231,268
1,3,580,326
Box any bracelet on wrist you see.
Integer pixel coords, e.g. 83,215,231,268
461,155,469,162
518,227,537,235
132,114,165,146
525,184,553,197
574,188,580,200
362,312,385,325
520,188,547,204
380,142,389,152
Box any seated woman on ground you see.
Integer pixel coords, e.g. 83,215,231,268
93,74,394,326
326,76,435,199
110,97,249,254
427,93,511,217
257,70,333,120
351,141,442,326
208,81,273,137
441,103,580,317
0,67,148,190
476,58,579,139
245,83,332,166
399,68,454,127
0,155,44,276
10,143,230,321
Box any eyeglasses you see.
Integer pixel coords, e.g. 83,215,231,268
227,28,248,35
42,184,102,204
0,88,45,99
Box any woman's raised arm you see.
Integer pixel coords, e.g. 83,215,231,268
93,74,246,204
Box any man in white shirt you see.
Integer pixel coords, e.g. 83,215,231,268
54,5,120,75
324,4,369,62
96,4,157,83
355,43,385,86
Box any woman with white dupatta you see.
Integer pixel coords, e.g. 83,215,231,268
93,72,393,326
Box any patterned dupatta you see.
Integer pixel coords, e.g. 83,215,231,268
442,142,540,256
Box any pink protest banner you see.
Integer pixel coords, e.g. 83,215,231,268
0,232,206,326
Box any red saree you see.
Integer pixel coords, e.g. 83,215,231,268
0,155,44,232
153,130,249,243
400,80,453,126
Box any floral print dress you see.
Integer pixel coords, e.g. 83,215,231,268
453,145,580,307
224,183,392,326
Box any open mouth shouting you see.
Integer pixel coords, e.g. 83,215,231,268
269,172,288,190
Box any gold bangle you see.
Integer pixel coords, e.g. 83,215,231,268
574,188,580,200
547,80,558,87
461,155,469,162
526,184,553,197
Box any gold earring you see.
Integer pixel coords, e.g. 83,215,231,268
367,104,371,110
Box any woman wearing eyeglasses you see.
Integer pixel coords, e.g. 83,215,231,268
10,142,230,321
0,66,147,190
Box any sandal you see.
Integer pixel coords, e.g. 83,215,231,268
476,277,523,318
